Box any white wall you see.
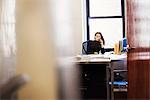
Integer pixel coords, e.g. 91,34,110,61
50,0,82,55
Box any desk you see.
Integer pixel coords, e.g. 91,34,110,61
75,52,127,62
74,53,127,100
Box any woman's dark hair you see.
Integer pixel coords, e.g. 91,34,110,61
95,32,105,45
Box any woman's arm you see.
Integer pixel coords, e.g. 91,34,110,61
100,39,104,48
100,39,105,54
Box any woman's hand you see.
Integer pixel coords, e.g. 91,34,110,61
100,39,104,48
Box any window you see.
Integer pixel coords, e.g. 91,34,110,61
90,0,122,16
0,0,16,56
84,0,125,48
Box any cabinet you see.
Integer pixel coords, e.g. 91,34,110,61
75,54,127,100
78,63,110,100
111,58,127,100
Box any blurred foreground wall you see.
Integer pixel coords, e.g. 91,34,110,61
16,0,82,99
16,0,57,99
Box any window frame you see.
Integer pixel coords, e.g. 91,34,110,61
85,0,125,47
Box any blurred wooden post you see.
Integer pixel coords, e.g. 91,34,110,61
16,0,58,99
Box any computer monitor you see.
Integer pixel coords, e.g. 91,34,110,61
82,40,101,54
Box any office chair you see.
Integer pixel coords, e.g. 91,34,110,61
82,40,101,54
0,74,30,100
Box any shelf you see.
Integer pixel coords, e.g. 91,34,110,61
109,81,128,85
114,88,127,92
113,70,127,72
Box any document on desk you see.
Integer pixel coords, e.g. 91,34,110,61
89,57,111,62
108,53,127,61
75,54,111,62
75,53,127,62
94,52,127,61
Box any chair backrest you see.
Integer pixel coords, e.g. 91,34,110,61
0,74,30,100
82,40,101,54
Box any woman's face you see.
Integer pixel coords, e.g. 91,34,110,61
95,34,101,41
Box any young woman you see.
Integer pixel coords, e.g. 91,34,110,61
94,32,105,54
